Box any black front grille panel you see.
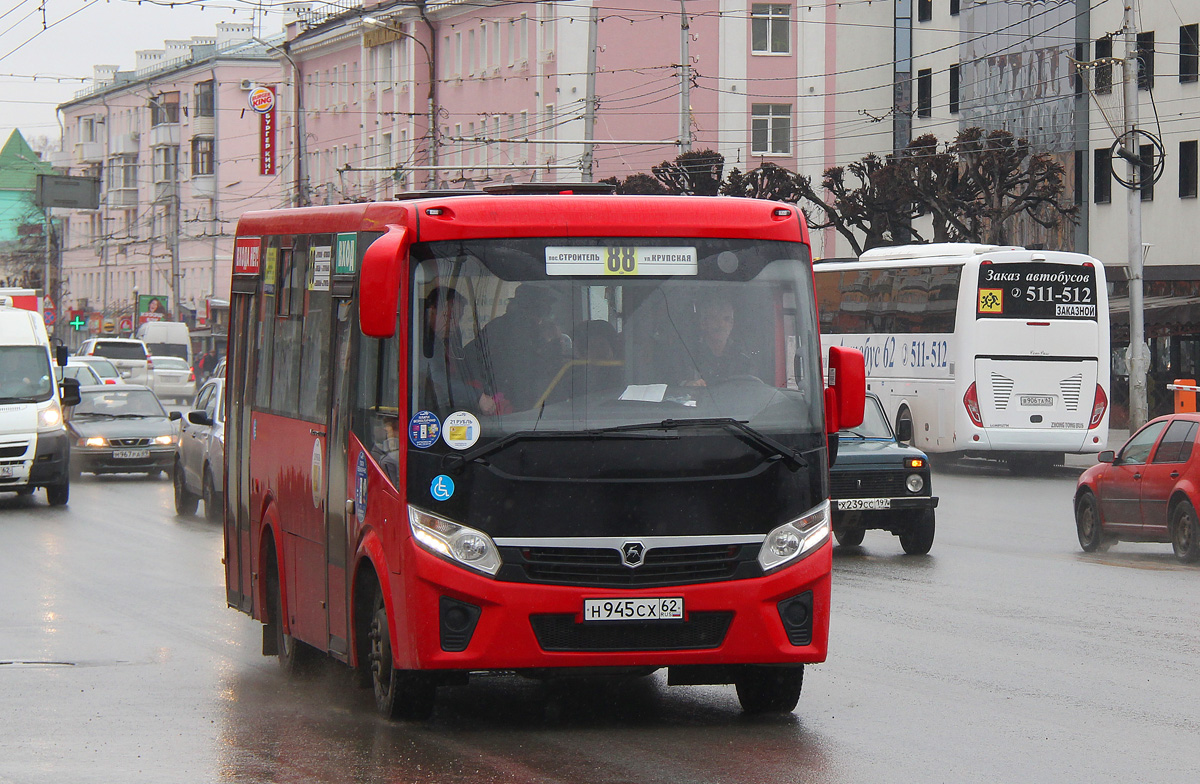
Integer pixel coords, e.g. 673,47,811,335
530,611,734,652
110,438,151,448
0,445,28,458
830,470,907,498
497,544,761,588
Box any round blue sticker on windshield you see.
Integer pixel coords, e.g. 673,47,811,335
355,452,368,524
430,474,455,502
409,410,441,448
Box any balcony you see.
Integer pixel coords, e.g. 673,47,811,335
108,188,139,207
191,175,215,199
192,116,214,136
153,181,178,203
111,132,141,156
74,141,104,163
149,124,180,147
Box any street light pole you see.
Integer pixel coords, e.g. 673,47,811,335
362,15,438,188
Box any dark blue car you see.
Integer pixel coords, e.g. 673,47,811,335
830,393,938,554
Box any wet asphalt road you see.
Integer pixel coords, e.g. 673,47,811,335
1,459,1197,784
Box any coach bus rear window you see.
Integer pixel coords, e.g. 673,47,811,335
976,262,1097,320
408,237,825,437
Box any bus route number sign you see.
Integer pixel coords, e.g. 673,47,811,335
545,246,697,276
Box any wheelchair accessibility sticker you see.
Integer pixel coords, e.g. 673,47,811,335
431,474,455,502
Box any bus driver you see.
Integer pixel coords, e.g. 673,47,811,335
420,286,496,415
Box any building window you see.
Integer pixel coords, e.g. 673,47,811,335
1137,31,1155,90
1095,36,1113,95
949,64,960,113
1140,144,1155,201
106,155,137,190
917,69,932,117
1180,140,1198,198
191,137,214,176
194,80,214,118
751,4,790,55
751,103,791,154
153,145,179,183
1182,24,1199,83
1094,148,1111,204
150,92,180,126
950,0,960,16
918,0,932,23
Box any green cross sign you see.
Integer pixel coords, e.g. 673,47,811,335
69,315,87,331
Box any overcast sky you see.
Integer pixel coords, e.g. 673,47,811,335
0,1,285,148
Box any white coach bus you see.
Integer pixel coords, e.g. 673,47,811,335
815,244,1109,468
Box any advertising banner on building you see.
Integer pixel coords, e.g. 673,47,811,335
253,85,277,176
138,294,170,325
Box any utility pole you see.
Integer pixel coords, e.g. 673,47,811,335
679,0,692,153
1123,1,1148,429
582,6,599,181
171,143,182,322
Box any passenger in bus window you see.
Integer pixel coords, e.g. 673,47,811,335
421,287,496,415
677,295,754,387
468,283,568,412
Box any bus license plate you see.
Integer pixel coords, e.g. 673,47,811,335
583,597,683,622
113,449,150,459
0,465,15,478
837,498,891,511
1021,395,1055,407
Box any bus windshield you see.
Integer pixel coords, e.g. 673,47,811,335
0,346,54,402
409,237,825,438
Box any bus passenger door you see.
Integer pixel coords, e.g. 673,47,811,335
323,299,355,659
225,291,256,612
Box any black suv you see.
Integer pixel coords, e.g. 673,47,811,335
830,393,938,554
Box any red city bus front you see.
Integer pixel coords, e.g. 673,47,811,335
223,190,863,719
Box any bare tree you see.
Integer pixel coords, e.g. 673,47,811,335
794,154,922,256
720,163,804,201
599,173,670,195
651,149,724,195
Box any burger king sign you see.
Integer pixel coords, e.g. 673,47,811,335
248,86,276,114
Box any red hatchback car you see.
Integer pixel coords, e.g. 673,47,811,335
1075,414,1200,563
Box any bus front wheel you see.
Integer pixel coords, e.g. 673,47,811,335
735,665,803,714
369,591,435,721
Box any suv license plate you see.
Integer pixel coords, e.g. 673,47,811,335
113,449,150,459
1021,395,1054,407
583,597,683,622
837,498,892,511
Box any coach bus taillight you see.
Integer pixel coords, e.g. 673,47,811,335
964,383,984,427
1089,385,1108,429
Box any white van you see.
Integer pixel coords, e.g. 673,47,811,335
136,321,193,368
0,298,81,505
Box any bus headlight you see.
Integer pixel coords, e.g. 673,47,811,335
758,500,830,573
37,401,63,432
408,506,502,576
906,473,925,493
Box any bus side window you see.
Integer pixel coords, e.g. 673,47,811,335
352,325,402,487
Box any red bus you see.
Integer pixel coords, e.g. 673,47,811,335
222,186,864,718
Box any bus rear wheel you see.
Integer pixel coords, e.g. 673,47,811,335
266,556,320,677
369,592,435,721
735,665,803,714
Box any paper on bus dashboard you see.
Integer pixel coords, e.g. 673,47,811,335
619,384,668,402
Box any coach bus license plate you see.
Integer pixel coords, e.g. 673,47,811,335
584,597,683,622
837,498,891,511
113,449,150,459
1020,395,1055,407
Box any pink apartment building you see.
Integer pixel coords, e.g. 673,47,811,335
278,1,815,203
56,23,282,343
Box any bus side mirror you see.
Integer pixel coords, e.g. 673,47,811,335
825,346,865,434
359,224,410,338
56,345,68,367
59,376,81,407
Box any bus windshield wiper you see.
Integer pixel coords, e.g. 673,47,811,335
593,418,808,470
444,418,807,471
0,395,39,404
